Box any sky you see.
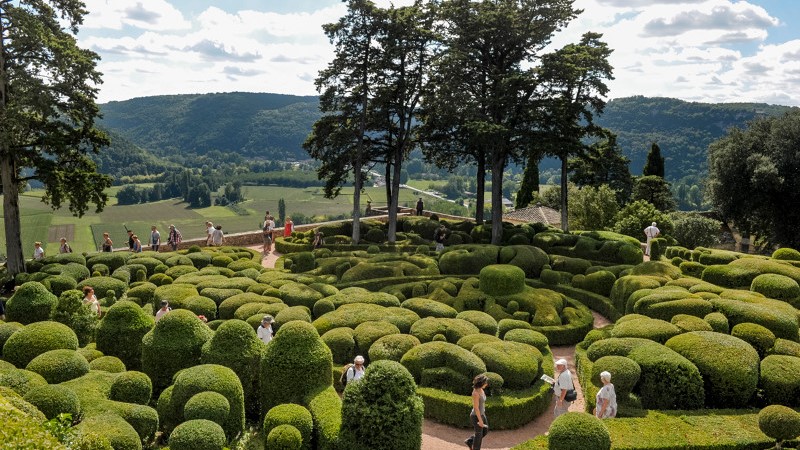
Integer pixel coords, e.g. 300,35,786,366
78,0,800,106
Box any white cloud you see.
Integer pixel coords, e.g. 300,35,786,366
83,0,191,31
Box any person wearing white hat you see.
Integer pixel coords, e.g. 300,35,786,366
553,358,575,418
643,222,660,257
346,355,366,384
595,371,617,419
258,315,275,344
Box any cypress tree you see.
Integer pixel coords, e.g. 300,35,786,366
643,143,665,178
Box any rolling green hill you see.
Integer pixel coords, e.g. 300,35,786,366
98,93,797,181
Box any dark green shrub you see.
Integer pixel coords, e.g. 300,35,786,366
758,404,800,444
266,424,303,450
274,306,313,331
701,264,760,288
141,309,214,393
573,271,616,297
609,275,663,313
23,384,81,420
110,371,152,405
770,338,800,358
44,275,78,297
168,364,245,439
200,288,243,306
670,314,713,332
3,321,79,368
750,273,800,301
760,355,800,407
179,295,216,319
218,292,282,320
473,341,541,389
26,349,89,383
731,322,776,358
76,277,128,300
772,247,800,261
439,245,500,275
409,317,480,343
368,334,420,363
321,327,356,365
400,341,486,385
313,299,335,318
340,360,423,450
711,295,798,340
504,329,549,353
547,412,610,450
260,321,333,414
590,356,640,396
550,255,593,275
200,320,265,419
313,303,420,335
52,289,98,347
320,287,402,309
401,298,458,319
665,331,759,408
95,301,154,371
279,282,324,310
497,318,533,339
263,404,313,450
152,283,198,310
353,321,400,357
4,281,58,324
455,311,498,336
704,312,729,334
457,334,501,351
86,253,129,272
0,321,24,358
184,391,230,427
479,264,525,296
0,369,48,396
611,317,681,344
169,419,226,450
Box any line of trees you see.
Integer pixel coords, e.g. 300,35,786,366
305,0,614,244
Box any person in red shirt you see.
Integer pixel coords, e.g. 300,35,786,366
284,218,294,237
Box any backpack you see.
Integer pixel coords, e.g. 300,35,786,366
339,364,355,387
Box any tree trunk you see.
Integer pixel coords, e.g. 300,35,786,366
475,150,486,224
560,155,569,232
387,148,403,244
352,157,362,243
1,154,25,275
491,150,505,245
384,162,392,211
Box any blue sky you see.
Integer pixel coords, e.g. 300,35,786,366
78,0,800,106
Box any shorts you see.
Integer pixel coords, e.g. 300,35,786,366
263,234,272,244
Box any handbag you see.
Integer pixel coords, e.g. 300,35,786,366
564,388,578,402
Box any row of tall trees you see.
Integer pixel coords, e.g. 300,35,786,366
305,0,614,243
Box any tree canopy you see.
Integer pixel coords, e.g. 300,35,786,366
707,110,800,248
1,0,110,274
643,142,665,177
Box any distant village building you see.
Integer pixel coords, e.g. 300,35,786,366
504,203,561,228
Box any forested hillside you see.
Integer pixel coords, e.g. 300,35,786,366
98,93,796,181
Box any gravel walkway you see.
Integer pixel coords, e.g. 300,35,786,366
252,246,614,449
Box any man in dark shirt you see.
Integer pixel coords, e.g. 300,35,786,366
127,230,135,250
416,198,424,216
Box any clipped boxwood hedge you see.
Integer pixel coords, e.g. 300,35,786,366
88,355,127,373
184,391,230,427
368,333,421,363
95,301,154,371
759,355,800,407
169,419,226,450
23,384,82,420
263,403,313,450
547,412,611,450
4,281,58,324
26,349,90,384
3,321,79,368
110,371,153,405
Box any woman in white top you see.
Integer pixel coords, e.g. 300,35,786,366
82,286,101,318
595,370,617,419
553,358,574,418
346,355,366,384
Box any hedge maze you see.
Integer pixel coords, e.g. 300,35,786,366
1,216,800,449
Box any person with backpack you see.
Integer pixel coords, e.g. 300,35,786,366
553,358,576,417
341,355,366,387
262,215,275,254
59,237,73,254
167,225,182,251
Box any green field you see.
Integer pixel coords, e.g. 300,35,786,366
0,185,428,256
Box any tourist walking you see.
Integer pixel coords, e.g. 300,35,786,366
257,315,274,344
345,355,366,385
127,229,135,250
595,371,617,419
131,235,142,253
101,232,113,252
205,221,214,246
82,286,101,318
262,215,274,254
465,374,489,450
59,238,72,254
33,242,45,260
150,226,161,252
284,217,293,237
552,358,575,418
416,197,424,216
167,225,182,251
313,230,324,249
434,225,447,252
155,300,171,322
211,225,224,246
644,222,660,256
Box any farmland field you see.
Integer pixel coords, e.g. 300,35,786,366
0,185,429,256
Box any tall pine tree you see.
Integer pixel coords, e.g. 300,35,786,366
643,142,665,177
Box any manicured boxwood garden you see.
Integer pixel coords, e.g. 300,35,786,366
2,221,800,449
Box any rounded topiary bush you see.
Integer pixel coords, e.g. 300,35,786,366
4,281,58,324
200,319,266,419
665,331,759,408
169,419,226,450
750,273,800,301
703,311,729,334
400,341,486,389
455,310,498,336
110,370,153,405
611,317,681,344
142,309,214,394
401,298,458,319
456,334,502,351
23,384,82,420
409,317,480,344
95,300,154,371
263,404,313,450
3,321,79,368
758,404,800,444
184,391,230,427
266,424,303,450
479,264,526,296
0,321,24,356
169,364,245,439
772,248,800,261
368,333,421,363
76,276,128,300
353,321,400,356
760,355,800,407
26,349,89,384
88,355,127,373
472,341,541,390
731,322,776,358
0,368,48,396
548,412,611,450
590,356,641,396
320,327,356,365
260,321,333,414
670,314,713,332
340,360,423,450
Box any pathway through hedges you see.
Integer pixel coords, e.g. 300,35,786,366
253,246,612,450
